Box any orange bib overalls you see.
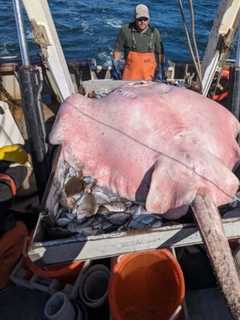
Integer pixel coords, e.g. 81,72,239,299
122,51,157,80
122,28,157,81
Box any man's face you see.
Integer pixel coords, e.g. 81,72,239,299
136,17,149,31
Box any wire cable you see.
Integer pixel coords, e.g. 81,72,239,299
177,0,202,91
188,0,202,82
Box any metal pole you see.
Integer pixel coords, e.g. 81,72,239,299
12,0,30,66
237,30,240,69
18,67,50,197
12,0,49,198
232,29,240,120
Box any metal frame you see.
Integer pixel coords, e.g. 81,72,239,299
28,210,240,265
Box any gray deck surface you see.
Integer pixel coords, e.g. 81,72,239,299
186,288,233,320
0,282,235,319
0,285,49,320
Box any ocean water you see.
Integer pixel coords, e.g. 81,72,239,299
0,0,230,65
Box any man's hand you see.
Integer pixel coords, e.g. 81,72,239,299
155,63,165,81
111,59,122,80
113,51,122,60
112,51,123,80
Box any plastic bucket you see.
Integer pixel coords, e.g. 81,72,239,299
0,222,28,288
24,257,85,284
109,249,185,320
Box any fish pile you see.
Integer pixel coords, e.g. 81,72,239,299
55,165,163,236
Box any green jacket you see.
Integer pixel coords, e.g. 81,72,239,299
114,22,164,61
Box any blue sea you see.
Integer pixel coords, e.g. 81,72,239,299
0,0,232,65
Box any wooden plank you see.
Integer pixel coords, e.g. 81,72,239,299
28,213,240,265
192,194,240,320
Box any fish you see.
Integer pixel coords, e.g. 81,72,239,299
64,175,85,197
73,192,98,218
128,214,163,229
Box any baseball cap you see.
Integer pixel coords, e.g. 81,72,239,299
135,4,150,19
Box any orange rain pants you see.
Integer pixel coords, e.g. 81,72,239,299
0,222,28,288
122,51,157,81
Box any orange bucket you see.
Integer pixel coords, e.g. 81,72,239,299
0,222,28,288
109,249,185,320
24,257,84,284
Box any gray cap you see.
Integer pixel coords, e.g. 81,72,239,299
135,4,150,19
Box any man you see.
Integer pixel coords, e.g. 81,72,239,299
112,4,164,81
